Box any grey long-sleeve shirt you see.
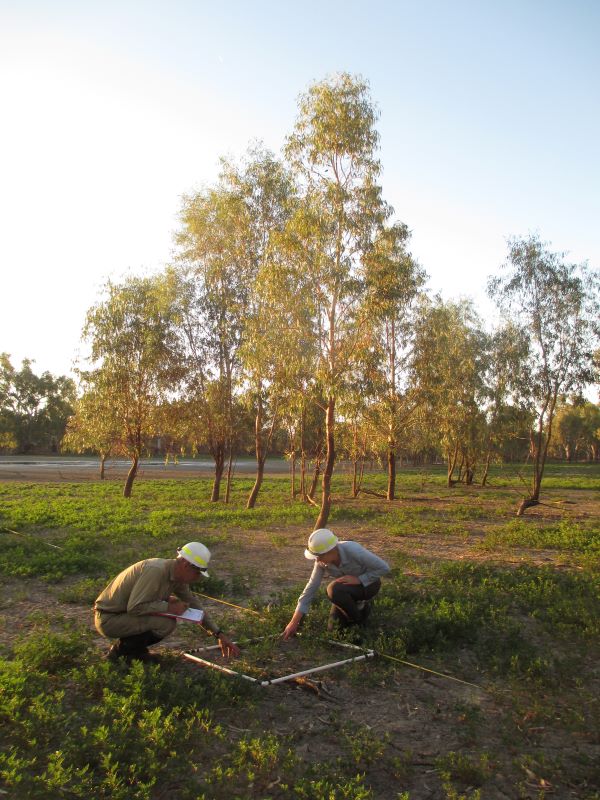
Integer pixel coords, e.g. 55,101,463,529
94,558,219,634
295,541,390,615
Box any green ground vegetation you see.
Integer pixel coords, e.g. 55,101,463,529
0,464,599,798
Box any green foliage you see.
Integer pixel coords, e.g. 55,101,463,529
0,468,599,798
0,353,75,454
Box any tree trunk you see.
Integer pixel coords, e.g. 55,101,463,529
352,458,359,498
123,455,138,498
99,453,107,481
481,451,491,486
447,442,459,487
247,401,264,509
247,458,265,509
300,451,306,500
517,496,540,516
308,455,321,500
290,448,297,499
315,396,335,529
387,447,396,501
224,444,234,504
517,387,559,516
211,451,225,502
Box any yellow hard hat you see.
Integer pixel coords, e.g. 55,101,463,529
304,528,338,560
178,542,211,576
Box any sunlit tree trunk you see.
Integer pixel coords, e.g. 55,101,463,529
123,455,138,498
315,396,335,528
211,449,225,502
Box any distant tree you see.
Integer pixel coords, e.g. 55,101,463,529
285,72,388,528
81,275,182,498
580,402,600,461
62,378,120,478
488,235,599,514
551,400,600,462
552,402,586,461
0,353,75,453
481,322,531,484
411,298,487,487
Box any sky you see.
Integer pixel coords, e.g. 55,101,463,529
1,0,599,380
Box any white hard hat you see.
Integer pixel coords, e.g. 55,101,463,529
304,528,338,560
178,542,211,576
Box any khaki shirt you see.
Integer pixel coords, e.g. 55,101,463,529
94,558,218,633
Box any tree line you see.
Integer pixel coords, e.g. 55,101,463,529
13,73,600,519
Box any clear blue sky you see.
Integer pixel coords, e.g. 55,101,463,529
1,0,598,379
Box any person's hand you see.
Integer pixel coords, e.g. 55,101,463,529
282,620,299,640
218,634,240,659
334,575,361,586
168,599,188,615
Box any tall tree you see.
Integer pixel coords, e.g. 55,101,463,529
174,166,254,502
225,146,298,508
488,235,599,514
81,275,182,497
285,72,388,527
363,222,426,499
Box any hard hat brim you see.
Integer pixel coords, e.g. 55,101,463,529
304,548,318,560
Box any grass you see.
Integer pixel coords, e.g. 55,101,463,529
0,463,599,798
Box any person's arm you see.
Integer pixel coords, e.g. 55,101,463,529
282,563,323,638
197,611,240,658
283,609,304,640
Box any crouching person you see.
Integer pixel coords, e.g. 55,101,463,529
282,529,390,640
94,541,240,662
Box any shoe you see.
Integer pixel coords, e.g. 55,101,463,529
129,649,161,664
359,601,372,626
105,642,124,662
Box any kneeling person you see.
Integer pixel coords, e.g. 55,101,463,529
94,541,240,662
283,529,390,639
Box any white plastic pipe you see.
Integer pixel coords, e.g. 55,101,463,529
261,651,375,686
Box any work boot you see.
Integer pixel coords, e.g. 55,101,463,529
107,632,164,663
105,641,125,662
359,601,372,626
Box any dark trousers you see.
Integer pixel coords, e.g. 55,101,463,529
326,578,381,627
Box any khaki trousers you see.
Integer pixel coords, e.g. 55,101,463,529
95,610,176,641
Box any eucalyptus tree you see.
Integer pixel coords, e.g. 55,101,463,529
227,147,299,508
412,298,488,487
285,72,389,527
174,172,252,501
488,235,599,514
363,222,426,499
81,275,182,498
480,322,531,484
62,376,120,478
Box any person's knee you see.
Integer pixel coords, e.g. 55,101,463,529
327,582,347,604
150,617,176,638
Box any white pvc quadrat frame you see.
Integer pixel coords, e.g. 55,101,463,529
183,638,375,687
